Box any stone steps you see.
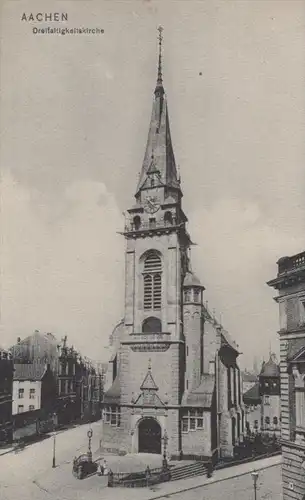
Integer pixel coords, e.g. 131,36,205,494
170,461,208,481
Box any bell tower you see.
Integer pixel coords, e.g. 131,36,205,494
122,26,191,342
118,30,192,458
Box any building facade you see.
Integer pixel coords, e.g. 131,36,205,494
12,363,57,415
268,250,305,500
243,355,280,437
259,355,281,437
0,350,14,444
102,33,243,461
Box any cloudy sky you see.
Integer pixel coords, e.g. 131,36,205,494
1,0,304,368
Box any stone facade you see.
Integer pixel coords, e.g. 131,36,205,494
268,250,305,499
102,36,243,462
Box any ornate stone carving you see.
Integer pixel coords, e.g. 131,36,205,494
130,343,170,352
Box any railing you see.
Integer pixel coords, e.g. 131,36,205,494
124,219,183,233
108,465,171,488
278,251,305,275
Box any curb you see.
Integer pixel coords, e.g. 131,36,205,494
0,448,14,457
146,456,282,500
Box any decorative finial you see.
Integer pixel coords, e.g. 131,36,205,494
157,26,163,85
155,26,164,96
148,358,152,370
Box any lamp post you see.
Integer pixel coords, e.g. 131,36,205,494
87,428,93,462
52,413,56,468
251,470,259,500
162,430,168,470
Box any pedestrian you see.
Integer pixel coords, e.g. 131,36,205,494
98,461,104,476
103,459,108,476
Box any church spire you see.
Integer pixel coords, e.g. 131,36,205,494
135,27,181,198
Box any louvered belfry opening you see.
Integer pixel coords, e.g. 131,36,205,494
143,252,162,310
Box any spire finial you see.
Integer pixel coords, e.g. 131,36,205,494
157,26,163,85
148,358,152,371
155,26,164,96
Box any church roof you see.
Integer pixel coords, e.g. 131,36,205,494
182,374,215,408
259,354,280,378
103,376,120,404
183,271,204,288
135,29,180,197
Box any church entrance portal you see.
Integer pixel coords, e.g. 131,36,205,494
138,418,161,454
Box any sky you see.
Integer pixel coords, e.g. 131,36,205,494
1,0,305,369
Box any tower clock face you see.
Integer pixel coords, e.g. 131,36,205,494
143,196,160,214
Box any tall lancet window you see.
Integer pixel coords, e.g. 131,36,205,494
143,252,162,310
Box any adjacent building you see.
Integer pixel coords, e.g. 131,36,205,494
243,354,281,437
0,350,14,444
12,363,57,415
102,32,243,461
259,355,281,437
10,331,59,372
268,250,305,500
241,370,257,395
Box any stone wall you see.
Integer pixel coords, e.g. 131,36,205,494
181,411,211,457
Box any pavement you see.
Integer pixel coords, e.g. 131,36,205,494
0,422,283,500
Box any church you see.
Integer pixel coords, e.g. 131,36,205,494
102,29,244,461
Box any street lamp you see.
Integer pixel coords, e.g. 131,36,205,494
87,428,93,462
162,430,169,470
52,413,57,468
251,470,259,500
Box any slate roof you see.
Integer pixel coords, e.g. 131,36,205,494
243,382,261,405
182,374,215,408
135,79,180,196
183,271,204,288
103,376,120,404
260,355,280,378
13,363,47,381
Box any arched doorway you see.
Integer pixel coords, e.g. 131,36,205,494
138,418,161,454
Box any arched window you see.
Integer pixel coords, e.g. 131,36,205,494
142,317,162,333
133,215,141,231
194,289,200,303
143,252,162,310
164,211,173,225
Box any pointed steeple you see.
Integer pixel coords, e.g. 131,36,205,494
135,27,181,197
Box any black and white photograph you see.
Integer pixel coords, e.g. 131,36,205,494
0,1,305,499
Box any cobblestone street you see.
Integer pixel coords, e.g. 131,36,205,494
0,421,282,500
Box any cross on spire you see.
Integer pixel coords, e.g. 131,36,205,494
157,26,163,85
155,26,164,96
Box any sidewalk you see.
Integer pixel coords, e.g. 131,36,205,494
145,454,282,500
33,451,282,500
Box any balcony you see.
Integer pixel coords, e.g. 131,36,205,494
278,251,305,275
123,218,183,235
